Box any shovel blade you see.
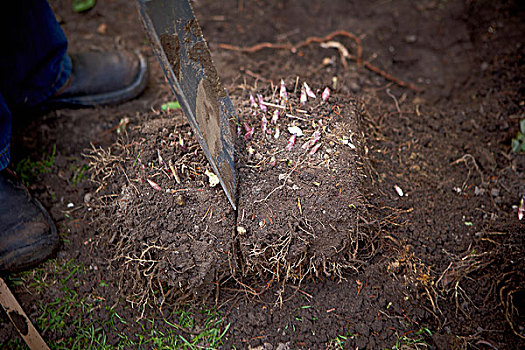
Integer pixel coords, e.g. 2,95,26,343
137,0,237,209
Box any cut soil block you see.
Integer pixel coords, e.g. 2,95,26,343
89,80,372,300
234,80,371,283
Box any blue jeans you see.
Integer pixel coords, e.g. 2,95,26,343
0,1,72,171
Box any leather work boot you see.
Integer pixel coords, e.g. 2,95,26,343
47,50,149,107
0,171,58,273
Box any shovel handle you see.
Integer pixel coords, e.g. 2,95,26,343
0,277,50,350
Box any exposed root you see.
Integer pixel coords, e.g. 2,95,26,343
451,153,488,189
499,271,525,339
219,29,420,91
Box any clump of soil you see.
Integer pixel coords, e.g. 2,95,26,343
234,80,374,284
87,79,376,302
87,108,235,303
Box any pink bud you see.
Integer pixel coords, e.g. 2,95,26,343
271,110,279,123
257,94,267,112
302,130,321,150
286,134,296,151
261,115,268,134
304,82,316,99
147,178,162,191
244,123,255,140
322,87,330,102
137,158,146,170
280,79,288,104
309,142,322,155
157,150,166,167
300,87,307,105
312,130,321,143
249,94,257,109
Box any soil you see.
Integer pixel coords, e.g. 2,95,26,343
1,0,524,349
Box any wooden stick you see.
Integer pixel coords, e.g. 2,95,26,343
0,277,50,350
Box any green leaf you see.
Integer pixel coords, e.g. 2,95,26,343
72,0,96,13
161,101,181,111
512,139,521,153
520,119,525,134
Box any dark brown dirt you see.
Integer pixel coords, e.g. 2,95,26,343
1,0,524,349
7,311,28,337
160,33,181,81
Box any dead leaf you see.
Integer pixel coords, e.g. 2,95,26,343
97,23,107,35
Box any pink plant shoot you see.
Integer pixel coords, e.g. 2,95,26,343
304,82,316,99
271,110,279,123
300,87,307,105
302,130,321,150
157,149,166,167
257,94,267,112
146,178,161,191
309,142,322,155
286,134,296,151
244,123,255,140
280,79,288,104
322,87,330,102
261,115,268,134
249,94,257,109
179,134,186,149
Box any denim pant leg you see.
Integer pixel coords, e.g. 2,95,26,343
0,96,11,171
0,0,71,171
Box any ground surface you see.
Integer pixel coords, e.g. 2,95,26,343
1,0,524,349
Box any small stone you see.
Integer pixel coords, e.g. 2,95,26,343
474,186,485,196
84,193,92,203
405,34,417,43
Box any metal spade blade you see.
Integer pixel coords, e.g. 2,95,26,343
137,0,237,209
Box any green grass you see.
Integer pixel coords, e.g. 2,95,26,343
3,259,230,350
15,144,56,186
511,118,525,153
68,161,90,186
392,327,433,349
328,331,357,349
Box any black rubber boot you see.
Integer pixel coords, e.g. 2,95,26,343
46,50,149,108
0,171,58,273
